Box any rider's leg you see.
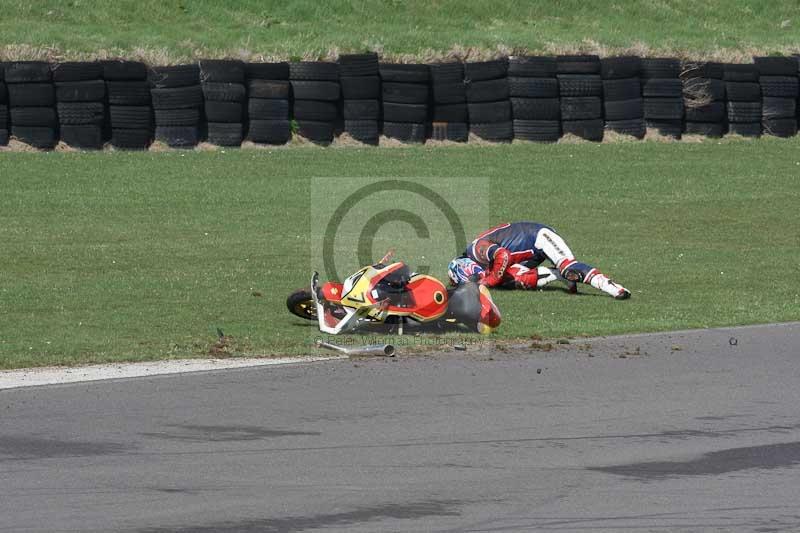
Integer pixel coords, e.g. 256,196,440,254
505,263,560,289
533,227,630,299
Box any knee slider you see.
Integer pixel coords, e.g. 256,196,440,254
561,261,592,283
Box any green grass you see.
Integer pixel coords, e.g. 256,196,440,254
1,138,799,369
1,0,799,60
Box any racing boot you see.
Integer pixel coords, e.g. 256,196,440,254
587,272,630,300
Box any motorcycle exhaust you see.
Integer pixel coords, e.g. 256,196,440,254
316,340,396,357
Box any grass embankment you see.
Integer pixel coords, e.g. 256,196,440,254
1,138,799,368
0,0,798,62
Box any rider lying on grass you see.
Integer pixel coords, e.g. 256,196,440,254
449,221,631,300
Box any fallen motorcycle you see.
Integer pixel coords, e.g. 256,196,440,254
286,257,501,335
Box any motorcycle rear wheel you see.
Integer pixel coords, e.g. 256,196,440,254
286,289,317,320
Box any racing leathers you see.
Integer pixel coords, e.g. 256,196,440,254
465,221,631,299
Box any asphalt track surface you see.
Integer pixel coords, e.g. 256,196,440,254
2,323,799,532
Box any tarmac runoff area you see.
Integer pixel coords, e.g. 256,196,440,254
2,321,800,532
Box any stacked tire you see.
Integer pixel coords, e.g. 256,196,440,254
201,60,246,146
290,62,339,145
53,62,106,149
465,59,511,142
245,62,291,145
0,63,7,146
557,55,603,141
601,56,644,138
150,64,202,148
381,63,429,143
755,56,798,138
724,63,761,137
682,62,726,137
339,53,380,145
508,56,560,142
641,58,684,138
105,60,152,150
5,62,57,149
428,62,465,142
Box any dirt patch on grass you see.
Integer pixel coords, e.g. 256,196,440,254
680,134,713,143
241,140,292,150
467,133,511,146
601,130,643,144
723,133,758,142
644,129,681,143
378,135,418,148
195,142,221,152
557,133,594,144
208,336,235,357
2,139,42,152
207,330,250,358
54,142,79,153
332,132,378,148
290,134,330,147
511,139,558,146
530,341,554,352
425,138,469,147
148,141,173,152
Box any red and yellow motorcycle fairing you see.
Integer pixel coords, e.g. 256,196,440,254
336,262,448,323
403,275,449,322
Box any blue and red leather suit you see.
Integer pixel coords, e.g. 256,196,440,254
466,222,552,264
462,221,631,298
465,221,584,288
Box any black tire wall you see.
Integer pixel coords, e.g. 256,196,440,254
1,55,799,149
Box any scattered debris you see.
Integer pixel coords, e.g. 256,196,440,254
536,368,542,374
316,340,396,357
530,342,553,352
453,344,467,351
671,344,683,351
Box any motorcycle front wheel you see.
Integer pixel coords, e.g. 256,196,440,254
286,289,317,320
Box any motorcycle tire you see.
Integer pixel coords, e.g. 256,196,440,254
286,289,317,320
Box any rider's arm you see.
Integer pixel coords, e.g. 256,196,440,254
469,238,510,287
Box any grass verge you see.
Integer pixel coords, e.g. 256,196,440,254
1,1,799,62
1,137,799,368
